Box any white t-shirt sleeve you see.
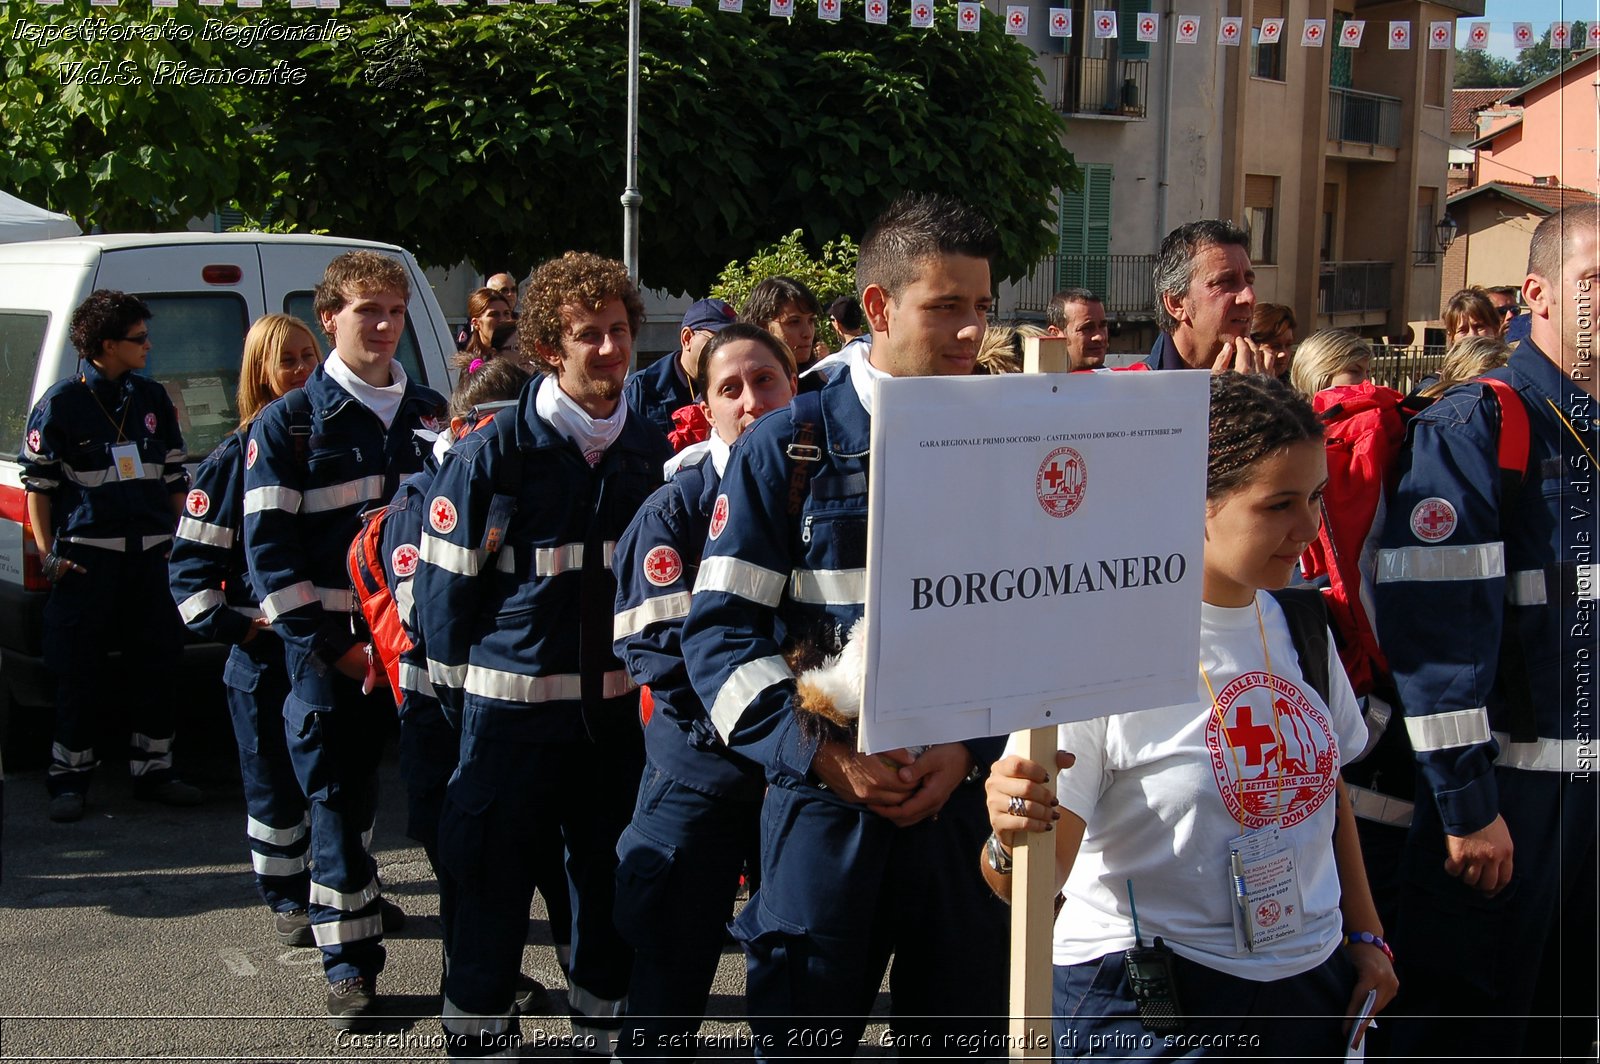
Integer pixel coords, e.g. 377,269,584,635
1053,716,1112,825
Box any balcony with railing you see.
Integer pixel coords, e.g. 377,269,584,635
1010,253,1157,318
1051,56,1149,119
1318,260,1392,320
1326,87,1402,159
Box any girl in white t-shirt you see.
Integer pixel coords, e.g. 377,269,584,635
982,372,1398,1059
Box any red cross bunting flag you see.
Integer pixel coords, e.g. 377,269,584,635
719,0,741,13
1388,21,1410,49
1136,12,1159,42
1465,21,1489,49
865,0,887,24
1006,6,1028,35
1590,22,1600,46
1175,14,1199,44
1429,21,1451,48
1551,22,1572,49
1512,22,1533,49
957,1,979,31
910,0,932,27
1301,18,1325,45
817,0,839,22
1217,15,1241,45
1258,17,1283,44
1339,20,1364,47
770,0,793,17
1092,9,1117,38
1049,7,1072,37
386,0,410,8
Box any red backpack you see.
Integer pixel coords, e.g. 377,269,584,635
1306,378,1528,698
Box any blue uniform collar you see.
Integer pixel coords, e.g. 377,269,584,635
518,374,665,459
1504,338,1582,411
302,359,434,420
643,352,693,404
822,366,872,457
1144,332,1185,370
80,357,134,398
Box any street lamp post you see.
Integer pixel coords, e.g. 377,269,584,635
621,0,642,283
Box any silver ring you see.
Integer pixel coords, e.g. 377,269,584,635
1006,795,1027,817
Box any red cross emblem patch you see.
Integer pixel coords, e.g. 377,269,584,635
1409,498,1457,543
430,498,458,535
709,494,730,540
145,413,158,434
391,543,419,578
185,489,210,518
1036,446,1087,519
246,439,259,469
643,545,683,587
26,429,40,454
1256,899,1282,927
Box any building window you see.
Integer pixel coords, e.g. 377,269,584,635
1250,0,1284,81
1059,164,1113,295
1245,174,1278,266
1415,187,1438,264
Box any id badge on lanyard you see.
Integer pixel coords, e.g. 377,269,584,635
1227,826,1305,953
110,442,144,482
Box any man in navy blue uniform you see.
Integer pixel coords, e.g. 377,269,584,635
1143,219,1266,372
415,252,670,1058
681,194,1010,1054
1375,204,1599,1058
19,290,195,823
243,251,445,1030
623,297,737,437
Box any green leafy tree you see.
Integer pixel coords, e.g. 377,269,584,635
1454,48,1519,88
710,229,858,347
0,7,273,229
264,3,1075,291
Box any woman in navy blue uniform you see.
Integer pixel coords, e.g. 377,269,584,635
611,323,797,1061
168,313,321,944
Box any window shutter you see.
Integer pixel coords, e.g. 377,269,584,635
1118,0,1149,59
1058,165,1113,293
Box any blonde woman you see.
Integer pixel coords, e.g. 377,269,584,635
1289,329,1373,398
1418,336,1511,399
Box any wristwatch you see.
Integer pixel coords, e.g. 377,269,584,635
984,832,1014,875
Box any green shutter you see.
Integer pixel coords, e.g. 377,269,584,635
1118,0,1149,59
1058,165,1113,295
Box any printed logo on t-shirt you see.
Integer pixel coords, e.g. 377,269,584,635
1409,497,1457,543
1204,671,1338,830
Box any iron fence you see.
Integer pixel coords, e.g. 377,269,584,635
1318,260,1393,315
1053,56,1149,118
1327,86,1402,149
1368,344,1446,393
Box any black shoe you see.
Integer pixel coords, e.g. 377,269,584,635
274,909,314,948
379,896,405,933
325,976,377,1031
514,973,549,1015
134,779,202,807
48,793,85,823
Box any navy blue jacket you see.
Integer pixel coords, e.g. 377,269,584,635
681,368,1004,802
613,449,764,798
19,359,188,544
623,355,692,440
243,361,445,667
168,430,262,646
1375,341,1598,835
381,452,443,722
413,378,670,743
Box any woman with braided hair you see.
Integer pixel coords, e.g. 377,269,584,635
981,373,1397,1059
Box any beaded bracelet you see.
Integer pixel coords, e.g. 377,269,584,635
1346,931,1395,964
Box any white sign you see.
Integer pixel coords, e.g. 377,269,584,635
860,371,1209,754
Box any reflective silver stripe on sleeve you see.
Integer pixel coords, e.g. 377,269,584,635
614,591,693,641
261,581,318,621
252,852,309,877
312,914,383,946
789,567,867,605
1404,706,1493,752
1492,733,1597,773
247,815,307,846
176,516,235,549
303,475,386,514
1506,569,1547,605
1374,542,1504,584
177,589,226,623
708,655,794,740
61,534,173,552
61,462,166,487
309,876,381,912
395,579,415,627
245,485,303,515
1346,784,1414,827
421,533,484,577
317,587,355,613
463,667,635,704
695,556,787,606
399,661,437,698
428,659,468,690
497,547,516,573
534,543,585,577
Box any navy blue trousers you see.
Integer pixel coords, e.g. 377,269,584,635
44,545,183,797
1051,947,1355,1062
222,639,309,913
614,760,761,1062
733,776,1009,1058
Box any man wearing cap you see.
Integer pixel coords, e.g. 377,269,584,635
623,298,737,437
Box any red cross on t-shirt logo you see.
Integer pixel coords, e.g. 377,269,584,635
1225,704,1278,767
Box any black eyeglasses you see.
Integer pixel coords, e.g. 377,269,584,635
121,332,149,344
1497,305,1519,318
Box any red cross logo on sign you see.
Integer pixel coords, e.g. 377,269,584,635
643,545,683,587
1140,18,1152,32
1097,15,1110,31
1515,26,1531,43
1554,26,1568,42
1392,27,1404,41
1181,20,1193,34
1433,26,1448,42
1342,24,1358,41
1054,13,1067,28
961,8,973,21
1010,11,1023,25
1035,446,1087,519
185,489,210,518
1591,25,1600,44
1409,498,1457,542
916,6,927,16
824,0,836,10
1471,26,1486,41
430,498,458,535
870,2,881,13
1222,21,1237,37
1307,25,1321,39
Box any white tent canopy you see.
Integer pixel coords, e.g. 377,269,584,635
0,191,80,244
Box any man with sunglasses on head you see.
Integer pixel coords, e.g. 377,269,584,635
18,289,197,823
1487,285,1530,344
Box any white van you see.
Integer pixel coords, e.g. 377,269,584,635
0,232,457,716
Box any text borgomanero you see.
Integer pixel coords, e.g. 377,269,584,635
910,554,1188,610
